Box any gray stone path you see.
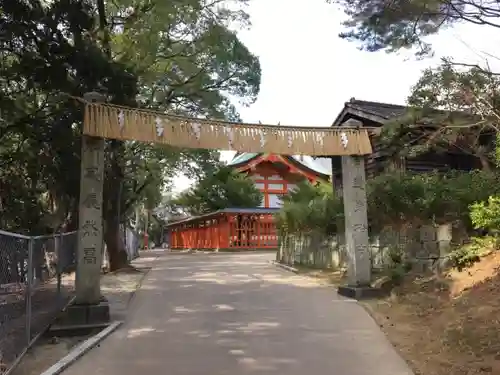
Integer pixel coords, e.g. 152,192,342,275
62,252,414,375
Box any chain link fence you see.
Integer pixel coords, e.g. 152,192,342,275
0,230,77,372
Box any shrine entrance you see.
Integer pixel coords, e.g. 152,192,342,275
69,91,374,327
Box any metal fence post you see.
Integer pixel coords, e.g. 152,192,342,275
56,233,62,301
25,236,34,345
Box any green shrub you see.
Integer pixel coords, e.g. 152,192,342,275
276,170,500,273
277,170,500,239
470,196,500,235
275,181,343,235
367,170,500,231
389,264,407,285
448,244,482,272
447,236,499,271
385,246,412,284
446,195,500,271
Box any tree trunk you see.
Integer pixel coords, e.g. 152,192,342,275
479,154,492,171
134,206,140,231
104,213,129,271
144,209,149,249
104,149,129,270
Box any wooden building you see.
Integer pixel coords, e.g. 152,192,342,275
167,208,279,251
167,97,483,251
166,153,331,251
227,153,330,208
331,98,484,189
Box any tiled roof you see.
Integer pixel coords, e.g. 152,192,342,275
227,153,331,176
332,98,410,126
341,98,476,124
290,155,331,176
347,99,408,120
227,153,259,166
165,207,280,227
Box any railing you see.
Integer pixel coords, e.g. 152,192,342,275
228,214,278,249
169,212,278,250
0,230,77,373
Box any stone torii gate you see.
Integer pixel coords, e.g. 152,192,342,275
62,92,374,327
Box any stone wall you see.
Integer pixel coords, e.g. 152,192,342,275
278,223,456,272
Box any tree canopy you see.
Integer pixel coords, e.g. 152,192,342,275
0,0,261,269
331,0,500,57
173,165,263,215
331,0,500,169
275,181,342,235
377,61,500,169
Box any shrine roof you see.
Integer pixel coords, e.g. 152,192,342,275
165,207,279,227
332,98,408,127
229,152,259,166
228,153,331,176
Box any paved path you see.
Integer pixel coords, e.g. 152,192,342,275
63,252,413,375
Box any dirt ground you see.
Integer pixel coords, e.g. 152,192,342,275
292,264,348,285
297,255,500,375
10,335,93,375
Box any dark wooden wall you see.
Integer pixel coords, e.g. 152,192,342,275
331,116,484,189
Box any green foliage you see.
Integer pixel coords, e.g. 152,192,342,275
277,170,500,237
470,196,500,235
173,165,263,215
332,0,500,175
277,171,500,275
408,61,500,113
496,132,500,168
448,236,498,271
275,181,343,235
448,193,500,271
376,60,500,169
385,246,413,284
331,0,496,57
109,0,260,119
367,170,500,231
0,0,136,233
448,242,482,271
0,0,260,240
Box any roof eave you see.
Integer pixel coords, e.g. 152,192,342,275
165,207,280,227
228,153,262,169
331,104,389,127
284,156,330,180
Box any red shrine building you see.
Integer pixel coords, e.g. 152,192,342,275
228,153,330,208
166,153,331,251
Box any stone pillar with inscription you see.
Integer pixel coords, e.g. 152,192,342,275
337,119,374,299
55,92,110,330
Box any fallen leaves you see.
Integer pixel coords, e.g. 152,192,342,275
362,252,500,375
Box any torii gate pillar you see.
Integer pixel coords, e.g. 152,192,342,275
337,119,376,299
54,92,110,329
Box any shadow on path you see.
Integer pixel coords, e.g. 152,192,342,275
62,252,413,375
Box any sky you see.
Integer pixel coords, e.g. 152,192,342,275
172,0,500,193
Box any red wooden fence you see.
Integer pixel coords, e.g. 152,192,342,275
167,209,279,250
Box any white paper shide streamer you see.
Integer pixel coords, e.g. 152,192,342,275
155,116,164,137
319,131,325,146
118,110,125,130
340,132,348,148
259,129,266,149
226,126,234,150
191,122,201,140
287,132,293,148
